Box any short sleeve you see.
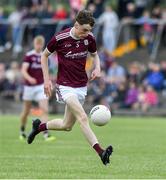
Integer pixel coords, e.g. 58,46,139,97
88,35,97,53
46,35,58,53
23,55,31,64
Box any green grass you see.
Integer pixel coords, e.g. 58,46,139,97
0,115,166,179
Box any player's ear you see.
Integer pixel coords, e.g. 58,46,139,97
74,22,79,29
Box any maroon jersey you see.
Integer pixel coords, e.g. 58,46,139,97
23,50,43,86
46,27,97,87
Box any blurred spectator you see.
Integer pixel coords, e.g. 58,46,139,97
52,4,68,20
151,0,161,8
18,0,42,9
0,8,10,53
133,84,158,112
0,63,9,94
142,85,158,112
86,0,105,19
120,2,142,47
8,5,23,54
133,85,146,110
143,63,164,91
106,60,126,86
161,7,166,47
27,0,54,43
69,0,86,20
124,2,136,19
37,0,53,19
127,2,142,47
117,0,134,19
112,82,127,109
135,0,148,18
6,61,22,85
98,4,119,52
0,63,18,100
98,49,114,72
160,60,166,89
151,5,162,19
136,10,157,53
124,82,138,108
87,70,113,106
127,61,143,84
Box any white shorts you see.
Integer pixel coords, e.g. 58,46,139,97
22,84,47,101
56,84,87,104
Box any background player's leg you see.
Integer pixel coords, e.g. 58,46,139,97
38,99,49,123
20,101,32,139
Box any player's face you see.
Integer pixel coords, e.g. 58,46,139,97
34,41,44,52
75,22,92,39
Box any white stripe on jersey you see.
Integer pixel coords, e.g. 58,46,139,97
56,35,70,41
56,31,70,38
56,32,70,41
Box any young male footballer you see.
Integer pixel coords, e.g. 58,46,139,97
27,10,113,165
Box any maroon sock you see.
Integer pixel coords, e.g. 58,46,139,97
93,143,104,155
38,123,47,132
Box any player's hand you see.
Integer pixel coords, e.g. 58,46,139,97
89,68,101,81
44,80,53,98
29,77,37,85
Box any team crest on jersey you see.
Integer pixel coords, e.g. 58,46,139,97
84,39,88,45
32,57,37,61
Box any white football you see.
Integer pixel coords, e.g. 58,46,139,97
89,105,111,126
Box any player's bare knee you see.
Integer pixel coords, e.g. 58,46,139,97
62,123,73,131
65,127,72,131
63,126,72,131
78,113,88,125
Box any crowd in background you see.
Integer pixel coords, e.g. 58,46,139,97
1,57,166,112
0,0,165,54
0,0,166,113
87,59,166,112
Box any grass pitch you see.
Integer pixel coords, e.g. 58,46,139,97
0,115,166,179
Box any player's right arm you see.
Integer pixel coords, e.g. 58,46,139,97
41,34,58,97
41,48,53,98
21,63,37,84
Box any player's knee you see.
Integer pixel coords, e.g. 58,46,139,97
78,113,88,125
63,124,73,131
65,127,72,131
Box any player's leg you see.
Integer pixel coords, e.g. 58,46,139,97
46,104,76,131
27,104,76,144
66,95,98,146
38,99,56,141
19,100,32,139
65,95,113,165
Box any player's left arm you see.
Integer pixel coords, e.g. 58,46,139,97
89,52,101,81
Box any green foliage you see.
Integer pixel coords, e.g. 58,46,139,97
1,5,15,17
0,115,166,178
105,0,118,11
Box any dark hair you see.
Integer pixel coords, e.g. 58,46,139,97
75,10,95,27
